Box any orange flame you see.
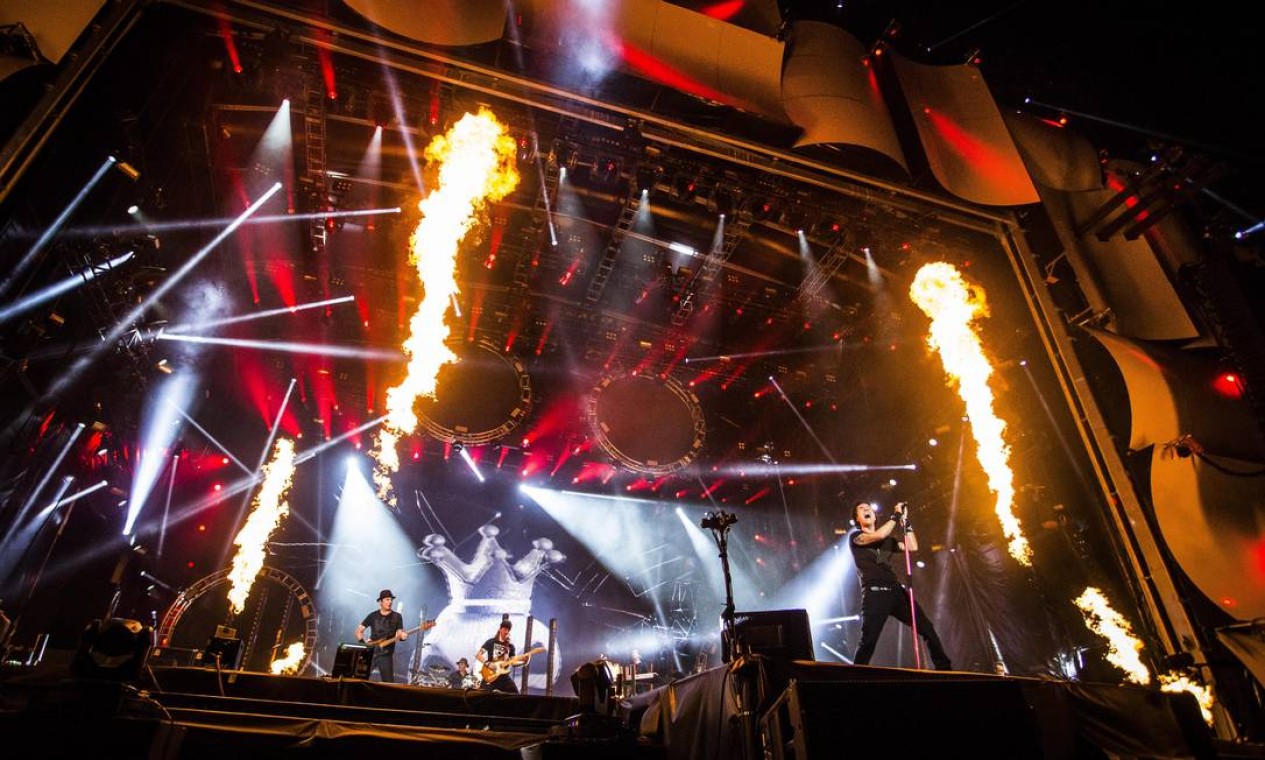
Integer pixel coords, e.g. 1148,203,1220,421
227,438,295,614
1074,586,1150,685
909,262,1030,564
371,109,519,504
270,641,306,674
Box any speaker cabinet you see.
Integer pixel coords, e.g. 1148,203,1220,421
723,609,814,663
331,644,372,679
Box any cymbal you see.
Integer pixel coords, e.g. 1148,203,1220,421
428,664,451,673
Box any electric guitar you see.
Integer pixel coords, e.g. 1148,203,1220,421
481,646,545,681
364,620,436,649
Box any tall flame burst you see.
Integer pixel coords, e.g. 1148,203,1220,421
270,641,306,675
371,108,519,504
909,262,1031,565
227,438,296,614
1074,586,1151,685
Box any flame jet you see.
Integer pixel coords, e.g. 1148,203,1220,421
910,262,1031,565
227,438,296,614
372,109,520,505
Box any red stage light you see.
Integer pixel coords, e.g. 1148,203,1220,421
1213,372,1243,398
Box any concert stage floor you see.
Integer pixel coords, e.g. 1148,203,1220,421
0,657,1240,758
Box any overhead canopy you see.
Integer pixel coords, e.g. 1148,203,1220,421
889,53,1039,206
1091,329,1265,620
781,21,906,171
340,0,508,47
0,0,105,64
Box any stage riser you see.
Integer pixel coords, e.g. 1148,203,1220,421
761,675,1217,759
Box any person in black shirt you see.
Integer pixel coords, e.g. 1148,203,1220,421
476,618,520,693
848,502,952,670
447,657,474,689
355,589,409,683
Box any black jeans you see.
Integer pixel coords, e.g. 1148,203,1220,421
853,586,952,670
372,649,395,683
484,673,518,693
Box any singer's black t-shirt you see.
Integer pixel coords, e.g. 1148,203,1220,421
849,530,902,587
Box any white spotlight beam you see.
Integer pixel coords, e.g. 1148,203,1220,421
769,376,837,464
157,333,403,361
294,415,388,465
164,295,356,334
0,250,135,325
0,157,115,300
45,182,283,400
49,479,108,509
710,462,917,478
458,447,485,482
60,207,402,238
684,343,850,364
158,455,178,560
165,401,253,476
4,423,85,549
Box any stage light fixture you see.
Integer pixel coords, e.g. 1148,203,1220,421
71,617,153,681
570,659,617,715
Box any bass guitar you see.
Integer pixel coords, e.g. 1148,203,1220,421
481,646,546,681
365,619,436,649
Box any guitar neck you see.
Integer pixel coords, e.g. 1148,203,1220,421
366,620,434,648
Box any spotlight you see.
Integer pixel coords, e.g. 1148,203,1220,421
570,659,616,715
71,618,153,681
127,205,140,215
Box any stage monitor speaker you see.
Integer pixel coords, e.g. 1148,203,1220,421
723,609,814,664
70,618,153,681
331,643,372,679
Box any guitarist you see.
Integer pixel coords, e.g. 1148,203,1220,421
476,617,525,693
355,589,409,683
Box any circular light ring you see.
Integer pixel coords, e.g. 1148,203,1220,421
417,339,532,446
587,371,706,475
155,565,319,674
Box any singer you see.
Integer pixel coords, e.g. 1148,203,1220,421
849,502,953,670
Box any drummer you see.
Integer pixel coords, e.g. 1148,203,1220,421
447,657,473,689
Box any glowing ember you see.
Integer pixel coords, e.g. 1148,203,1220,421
1074,586,1151,685
270,641,306,675
372,108,519,505
1160,672,1215,725
227,438,296,615
910,262,1031,565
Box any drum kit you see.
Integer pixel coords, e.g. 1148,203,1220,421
413,662,482,689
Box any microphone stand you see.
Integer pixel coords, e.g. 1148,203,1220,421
701,511,739,662
899,507,922,670
702,509,755,760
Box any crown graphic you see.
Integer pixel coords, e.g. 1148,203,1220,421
419,524,565,610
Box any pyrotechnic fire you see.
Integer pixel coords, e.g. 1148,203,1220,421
1074,586,1151,685
909,262,1031,565
372,108,520,505
270,641,306,675
1160,672,1215,725
227,438,296,615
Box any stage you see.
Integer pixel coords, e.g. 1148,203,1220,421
0,651,1226,759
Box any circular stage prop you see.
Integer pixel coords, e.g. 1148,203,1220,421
418,340,532,445
155,566,318,674
587,372,705,474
